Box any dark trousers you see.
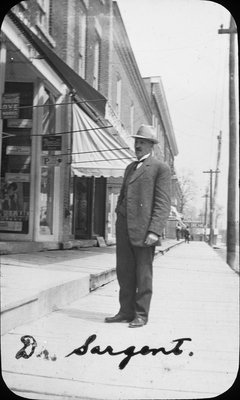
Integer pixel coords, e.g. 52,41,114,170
116,213,155,321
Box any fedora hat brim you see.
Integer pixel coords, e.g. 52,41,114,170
130,134,159,144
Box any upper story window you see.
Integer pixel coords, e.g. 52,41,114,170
78,11,87,78
116,76,122,117
130,102,134,135
152,114,158,130
37,0,52,34
93,38,101,90
18,1,28,10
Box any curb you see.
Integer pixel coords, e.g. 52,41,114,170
1,241,182,335
90,268,116,291
155,239,185,255
1,268,117,335
0,239,98,255
1,276,89,335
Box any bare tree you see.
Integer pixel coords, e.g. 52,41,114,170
177,171,198,215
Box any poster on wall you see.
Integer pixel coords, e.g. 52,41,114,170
1,93,20,119
0,178,29,233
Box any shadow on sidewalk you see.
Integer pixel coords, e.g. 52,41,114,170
55,308,107,323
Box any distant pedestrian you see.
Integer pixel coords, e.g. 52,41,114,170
176,222,181,241
105,125,171,328
181,226,185,239
184,226,190,243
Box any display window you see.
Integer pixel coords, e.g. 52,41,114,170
0,82,33,234
39,88,59,235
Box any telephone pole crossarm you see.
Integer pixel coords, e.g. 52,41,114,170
218,28,237,34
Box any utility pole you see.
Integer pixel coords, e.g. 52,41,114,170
218,16,237,269
213,131,222,227
202,188,209,241
203,169,220,246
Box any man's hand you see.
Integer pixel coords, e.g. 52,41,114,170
144,232,159,246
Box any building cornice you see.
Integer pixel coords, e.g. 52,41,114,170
150,76,178,156
112,2,152,122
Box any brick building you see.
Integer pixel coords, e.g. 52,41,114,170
0,0,180,251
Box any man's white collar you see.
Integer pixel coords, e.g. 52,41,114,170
138,153,151,162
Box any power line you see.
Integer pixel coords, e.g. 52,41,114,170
72,156,135,164
54,146,131,157
2,125,113,138
0,97,106,111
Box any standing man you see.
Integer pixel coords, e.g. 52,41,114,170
105,125,171,328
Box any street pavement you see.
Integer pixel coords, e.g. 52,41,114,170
1,241,239,399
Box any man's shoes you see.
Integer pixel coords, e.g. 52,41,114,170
105,313,133,323
128,317,147,328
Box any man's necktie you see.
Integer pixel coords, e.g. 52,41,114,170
134,159,144,170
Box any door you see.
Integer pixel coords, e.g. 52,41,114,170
93,177,106,237
73,176,106,239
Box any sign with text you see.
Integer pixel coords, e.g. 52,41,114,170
41,155,62,166
0,220,22,231
6,146,31,155
7,119,32,128
1,93,20,119
5,173,30,182
42,136,62,151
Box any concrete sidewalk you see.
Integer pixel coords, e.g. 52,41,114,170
0,239,183,334
1,242,239,399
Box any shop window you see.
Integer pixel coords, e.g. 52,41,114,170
39,166,54,234
0,82,33,234
39,88,57,235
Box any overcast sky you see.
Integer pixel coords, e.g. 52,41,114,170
117,0,238,223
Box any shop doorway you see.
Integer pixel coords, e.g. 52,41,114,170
73,176,106,239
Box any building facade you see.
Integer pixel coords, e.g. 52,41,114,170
0,2,71,246
0,0,180,250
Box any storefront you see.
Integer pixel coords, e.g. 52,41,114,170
70,104,135,243
0,10,134,248
0,15,68,245
1,83,33,235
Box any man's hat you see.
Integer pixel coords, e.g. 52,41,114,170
131,124,159,144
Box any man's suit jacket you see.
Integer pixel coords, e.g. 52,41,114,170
116,156,171,247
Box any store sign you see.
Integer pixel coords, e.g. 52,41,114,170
5,173,30,182
0,220,22,232
42,136,62,151
7,119,32,128
191,222,204,228
1,93,20,119
6,146,31,155
41,155,62,166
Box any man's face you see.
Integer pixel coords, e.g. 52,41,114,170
134,138,153,160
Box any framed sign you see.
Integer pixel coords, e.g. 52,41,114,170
42,136,62,151
1,93,20,119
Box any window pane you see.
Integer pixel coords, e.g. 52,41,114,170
39,88,56,235
39,166,54,234
0,82,33,234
